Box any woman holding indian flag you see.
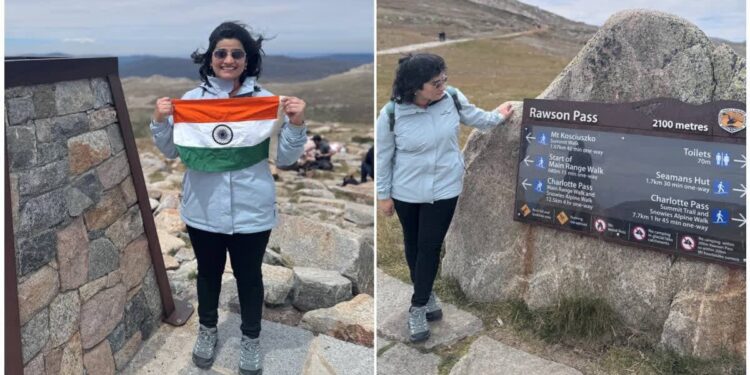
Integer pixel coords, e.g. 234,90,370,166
150,21,307,375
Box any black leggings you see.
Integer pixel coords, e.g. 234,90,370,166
186,226,270,338
393,197,458,307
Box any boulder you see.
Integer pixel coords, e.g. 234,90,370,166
300,293,374,346
263,264,295,305
270,214,373,295
292,267,352,311
441,10,746,358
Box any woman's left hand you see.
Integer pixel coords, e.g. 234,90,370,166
496,102,514,118
281,96,306,126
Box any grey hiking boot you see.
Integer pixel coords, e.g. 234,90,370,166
426,292,443,321
408,305,430,342
239,335,263,375
192,324,218,369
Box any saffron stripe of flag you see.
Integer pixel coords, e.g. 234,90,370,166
172,96,281,172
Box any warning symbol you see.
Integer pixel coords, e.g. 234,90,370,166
680,235,696,251
556,211,569,225
520,204,531,217
632,226,646,241
594,218,607,233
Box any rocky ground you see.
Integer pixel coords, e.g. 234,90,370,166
121,121,374,374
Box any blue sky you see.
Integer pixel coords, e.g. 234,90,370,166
519,0,746,42
5,0,375,57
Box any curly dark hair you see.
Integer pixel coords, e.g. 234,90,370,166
191,21,264,87
390,53,446,104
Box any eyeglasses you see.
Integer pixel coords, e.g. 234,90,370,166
429,74,448,88
213,49,246,60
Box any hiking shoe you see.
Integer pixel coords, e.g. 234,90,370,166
192,324,218,369
426,292,443,321
239,335,263,375
408,305,430,342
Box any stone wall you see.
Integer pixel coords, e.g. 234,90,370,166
441,10,745,358
6,75,164,373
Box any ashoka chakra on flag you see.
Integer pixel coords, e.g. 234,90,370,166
173,96,280,172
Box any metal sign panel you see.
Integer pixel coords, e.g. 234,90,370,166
515,98,746,267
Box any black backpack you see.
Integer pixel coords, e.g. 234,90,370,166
385,86,462,131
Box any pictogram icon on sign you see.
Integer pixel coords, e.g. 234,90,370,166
632,226,646,241
594,218,607,233
680,235,696,251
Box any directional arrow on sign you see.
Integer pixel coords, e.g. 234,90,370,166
733,184,746,198
731,213,746,228
733,154,746,169
521,178,531,191
522,156,533,166
525,133,535,143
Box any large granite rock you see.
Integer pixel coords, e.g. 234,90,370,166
441,10,746,358
300,293,374,346
292,267,353,312
270,214,373,295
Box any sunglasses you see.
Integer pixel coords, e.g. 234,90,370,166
213,49,246,60
430,74,448,88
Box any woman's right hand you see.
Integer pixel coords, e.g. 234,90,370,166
378,198,395,217
153,97,174,123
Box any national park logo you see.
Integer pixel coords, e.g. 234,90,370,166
717,108,745,134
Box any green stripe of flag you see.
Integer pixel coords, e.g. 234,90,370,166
176,138,270,172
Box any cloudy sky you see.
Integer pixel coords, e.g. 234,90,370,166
519,0,746,42
5,0,374,57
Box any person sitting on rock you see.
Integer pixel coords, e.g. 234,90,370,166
361,146,374,183
311,134,334,171
376,53,513,343
150,21,307,375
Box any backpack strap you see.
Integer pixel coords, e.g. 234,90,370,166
386,101,396,132
446,86,462,111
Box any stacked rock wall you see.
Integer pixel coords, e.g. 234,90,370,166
6,70,164,373
441,10,745,358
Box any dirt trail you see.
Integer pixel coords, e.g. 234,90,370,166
377,28,546,55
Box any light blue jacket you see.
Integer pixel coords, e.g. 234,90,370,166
150,76,307,234
376,88,504,203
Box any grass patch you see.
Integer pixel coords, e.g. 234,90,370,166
377,341,397,357
602,347,745,375
376,213,411,283
536,296,621,343
351,135,374,144
436,336,476,375
148,170,166,183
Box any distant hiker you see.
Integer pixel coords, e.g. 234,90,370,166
438,31,446,41
377,53,513,343
361,146,374,183
311,134,334,170
150,21,307,375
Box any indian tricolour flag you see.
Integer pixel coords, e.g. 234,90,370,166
172,96,283,172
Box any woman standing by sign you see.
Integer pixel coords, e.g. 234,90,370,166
376,53,513,342
150,21,307,374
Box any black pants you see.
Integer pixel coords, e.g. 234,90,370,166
360,162,373,183
186,226,270,338
393,197,458,306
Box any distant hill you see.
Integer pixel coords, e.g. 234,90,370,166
117,54,373,83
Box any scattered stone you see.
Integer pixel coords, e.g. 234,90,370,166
80,284,126,350
260,305,305,326
68,130,111,175
377,343,440,375
298,196,346,209
449,336,582,375
48,291,81,348
155,191,180,213
83,340,115,375
17,265,59,325
156,229,185,254
154,208,185,234
96,151,129,189
163,255,179,270
377,269,482,349
270,215,373,295
263,264,295,305
301,293,373,346
114,331,142,370
174,247,195,262
89,237,120,281
292,267,352,312
149,198,159,211
263,248,284,266
344,202,374,226
55,79,94,115
329,184,374,205
57,217,89,290
147,188,162,200
302,336,337,375
21,308,49,364
315,334,374,375
120,236,151,290
295,188,335,199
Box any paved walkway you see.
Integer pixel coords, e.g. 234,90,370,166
376,268,582,375
377,28,545,55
